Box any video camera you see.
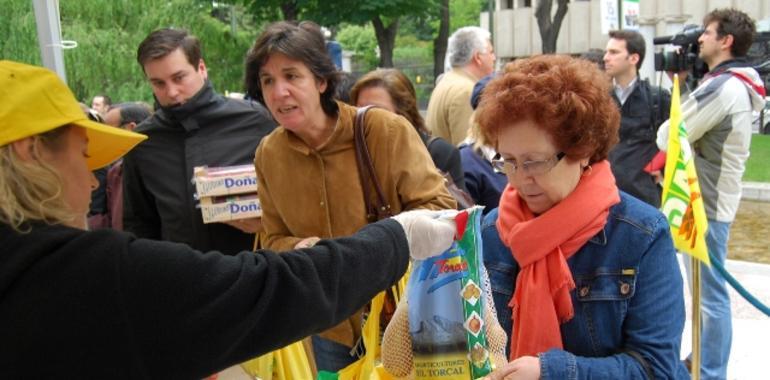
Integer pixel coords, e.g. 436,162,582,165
653,25,709,80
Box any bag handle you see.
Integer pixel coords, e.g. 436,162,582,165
353,106,392,222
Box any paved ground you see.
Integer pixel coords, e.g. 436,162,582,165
679,256,770,380
742,181,770,202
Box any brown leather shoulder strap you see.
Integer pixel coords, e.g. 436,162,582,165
353,106,392,221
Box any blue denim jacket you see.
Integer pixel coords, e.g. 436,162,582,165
482,193,688,379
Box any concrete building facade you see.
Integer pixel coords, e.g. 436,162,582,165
481,0,770,81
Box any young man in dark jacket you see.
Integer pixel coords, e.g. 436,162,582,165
604,29,671,208
123,28,276,254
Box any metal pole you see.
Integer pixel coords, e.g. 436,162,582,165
32,0,66,82
488,0,494,41
230,5,237,35
691,256,702,380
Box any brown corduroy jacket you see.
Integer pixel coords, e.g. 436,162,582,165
254,101,456,346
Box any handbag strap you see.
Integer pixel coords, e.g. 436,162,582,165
353,106,392,222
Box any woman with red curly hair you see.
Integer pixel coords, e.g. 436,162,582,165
479,55,688,379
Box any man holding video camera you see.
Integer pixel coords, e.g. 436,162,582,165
656,8,766,379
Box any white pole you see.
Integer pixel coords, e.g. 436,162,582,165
32,0,66,82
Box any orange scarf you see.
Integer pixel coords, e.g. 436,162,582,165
496,160,619,359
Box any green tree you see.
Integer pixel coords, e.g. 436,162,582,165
535,0,569,53
236,0,303,22
336,24,379,71
307,0,437,68
1,0,259,104
433,0,450,80
450,0,486,31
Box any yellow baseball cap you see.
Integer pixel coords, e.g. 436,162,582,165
0,60,147,170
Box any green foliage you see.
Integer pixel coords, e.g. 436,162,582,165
450,0,487,31
1,0,259,104
393,35,432,66
337,24,379,72
0,1,42,66
307,0,435,27
746,134,770,182
399,14,436,41
0,0,493,106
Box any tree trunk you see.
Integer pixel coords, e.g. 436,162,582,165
433,0,450,82
280,1,298,21
535,0,569,54
372,16,399,68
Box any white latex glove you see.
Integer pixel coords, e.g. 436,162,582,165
294,236,321,249
391,209,457,260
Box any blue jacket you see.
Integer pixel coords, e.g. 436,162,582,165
482,192,688,379
458,143,507,214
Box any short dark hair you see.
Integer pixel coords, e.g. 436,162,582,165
114,103,152,125
608,29,645,70
704,8,756,57
335,71,357,104
136,28,202,71
579,48,606,71
93,94,112,106
244,21,339,117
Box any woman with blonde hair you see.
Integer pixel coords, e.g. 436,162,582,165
0,60,454,378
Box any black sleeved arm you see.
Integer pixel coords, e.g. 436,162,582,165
119,218,409,378
121,153,161,239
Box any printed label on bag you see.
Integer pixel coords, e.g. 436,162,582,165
408,207,492,380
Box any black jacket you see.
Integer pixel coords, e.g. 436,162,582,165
608,79,671,207
0,219,408,378
123,82,275,254
421,132,466,191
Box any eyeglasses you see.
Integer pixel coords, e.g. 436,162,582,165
491,152,566,177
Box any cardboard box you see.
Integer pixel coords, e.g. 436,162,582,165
199,193,262,223
193,164,258,197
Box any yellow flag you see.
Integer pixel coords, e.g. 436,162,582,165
660,75,710,265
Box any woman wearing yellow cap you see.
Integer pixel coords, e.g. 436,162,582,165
0,60,455,378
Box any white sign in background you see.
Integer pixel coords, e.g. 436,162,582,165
600,0,619,34
622,0,640,30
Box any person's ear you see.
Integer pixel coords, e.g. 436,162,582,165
125,122,138,132
721,34,734,52
473,51,483,66
317,77,328,94
198,59,208,80
629,53,640,67
10,137,36,162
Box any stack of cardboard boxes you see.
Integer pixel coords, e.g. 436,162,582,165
193,164,261,224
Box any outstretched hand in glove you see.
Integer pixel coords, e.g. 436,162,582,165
391,209,457,260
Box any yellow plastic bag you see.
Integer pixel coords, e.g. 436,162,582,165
241,340,313,380
335,273,408,380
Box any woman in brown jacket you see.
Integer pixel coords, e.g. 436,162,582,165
245,22,456,371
